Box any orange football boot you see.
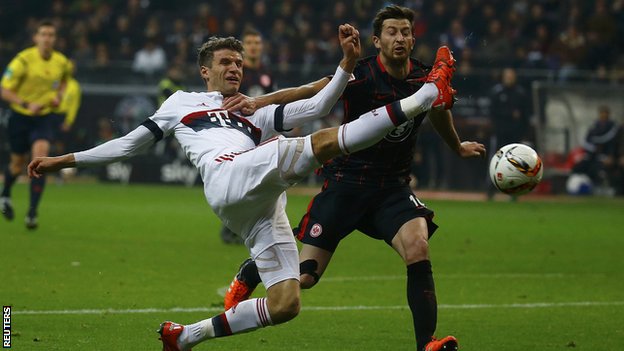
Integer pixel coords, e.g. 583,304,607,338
157,321,189,351
224,258,257,310
426,46,457,110
424,335,458,351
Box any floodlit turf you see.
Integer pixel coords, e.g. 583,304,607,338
1,182,623,350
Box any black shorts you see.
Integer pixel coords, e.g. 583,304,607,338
7,110,62,154
294,180,438,252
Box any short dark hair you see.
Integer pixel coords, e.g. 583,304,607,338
242,27,262,40
372,5,414,37
35,18,56,33
197,36,244,68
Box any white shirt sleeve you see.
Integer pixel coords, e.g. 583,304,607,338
245,66,351,138
74,92,181,166
73,126,155,166
279,65,351,130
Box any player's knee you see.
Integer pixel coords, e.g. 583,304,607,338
299,259,321,289
403,237,429,263
268,294,301,324
9,162,23,175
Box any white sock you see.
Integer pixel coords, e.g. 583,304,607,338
223,297,272,334
178,318,213,349
399,83,438,116
179,298,273,348
337,83,438,154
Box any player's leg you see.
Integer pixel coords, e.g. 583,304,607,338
368,187,455,351
298,243,333,289
392,218,438,350
223,244,333,309
2,111,32,221
160,243,300,350
26,138,51,229
1,153,27,221
224,180,355,307
391,219,457,351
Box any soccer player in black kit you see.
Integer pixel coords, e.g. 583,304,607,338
223,6,485,351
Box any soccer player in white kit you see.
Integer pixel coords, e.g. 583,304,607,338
28,24,458,351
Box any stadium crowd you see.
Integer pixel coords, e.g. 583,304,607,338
1,0,624,85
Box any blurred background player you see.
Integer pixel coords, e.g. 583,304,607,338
157,63,186,106
220,27,276,245
222,5,485,351
487,67,530,199
1,19,72,229
52,59,81,181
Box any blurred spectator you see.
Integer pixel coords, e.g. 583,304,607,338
132,38,166,76
552,24,587,82
476,19,513,66
585,0,618,70
488,67,531,148
573,106,621,192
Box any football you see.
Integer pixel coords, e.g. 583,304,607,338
489,143,544,195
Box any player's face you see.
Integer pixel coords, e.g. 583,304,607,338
243,35,263,61
202,49,243,96
373,19,414,63
34,25,56,54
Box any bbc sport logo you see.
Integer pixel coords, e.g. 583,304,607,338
2,306,10,349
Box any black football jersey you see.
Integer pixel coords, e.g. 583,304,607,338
320,55,430,187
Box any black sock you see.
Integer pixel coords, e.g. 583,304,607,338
1,167,18,198
28,175,46,217
240,260,261,288
407,260,437,351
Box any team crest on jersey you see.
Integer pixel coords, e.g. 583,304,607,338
385,119,414,142
310,223,323,238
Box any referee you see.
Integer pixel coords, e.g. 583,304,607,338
1,19,71,229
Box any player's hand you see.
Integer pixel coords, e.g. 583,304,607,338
338,24,360,72
51,96,61,108
28,155,75,178
222,93,257,116
458,141,486,158
27,102,44,115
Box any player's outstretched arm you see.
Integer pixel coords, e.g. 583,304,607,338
222,77,330,115
428,109,486,158
223,24,360,116
28,125,157,178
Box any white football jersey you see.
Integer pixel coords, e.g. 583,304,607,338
149,90,281,176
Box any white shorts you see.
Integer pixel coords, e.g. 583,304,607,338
254,241,300,289
202,135,316,285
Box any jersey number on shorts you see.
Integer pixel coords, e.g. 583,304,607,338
409,194,426,208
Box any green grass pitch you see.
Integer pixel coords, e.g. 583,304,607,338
1,182,623,350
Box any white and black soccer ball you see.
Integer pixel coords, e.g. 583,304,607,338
489,143,544,195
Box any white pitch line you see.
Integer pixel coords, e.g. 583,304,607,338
13,301,624,316
216,273,568,297
322,273,568,282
